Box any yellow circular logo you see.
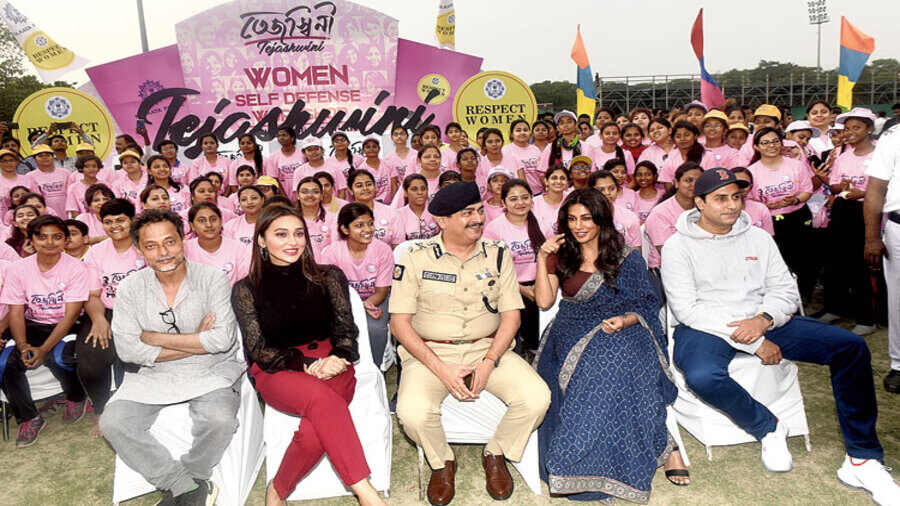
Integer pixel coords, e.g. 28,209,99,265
23,31,75,70
14,87,115,160
452,71,537,143
416,73,452,105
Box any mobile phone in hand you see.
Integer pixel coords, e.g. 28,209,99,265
463,371,474,390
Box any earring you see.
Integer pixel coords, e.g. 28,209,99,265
260,246,269,261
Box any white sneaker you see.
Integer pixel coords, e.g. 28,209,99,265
760,421,793,472
852,324,877,337
837,455,900,506
819,312,841,324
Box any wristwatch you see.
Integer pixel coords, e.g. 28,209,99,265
757,312,774,328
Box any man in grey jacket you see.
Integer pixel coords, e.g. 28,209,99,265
100,210,245,506
662,169,898,506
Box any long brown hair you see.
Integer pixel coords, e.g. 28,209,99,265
556,189,624,288
248,204,323,289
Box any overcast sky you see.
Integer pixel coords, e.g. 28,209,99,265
15,0,900,85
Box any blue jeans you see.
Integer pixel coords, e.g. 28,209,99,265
673,316,883,460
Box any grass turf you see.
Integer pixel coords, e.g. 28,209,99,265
0,320,896,505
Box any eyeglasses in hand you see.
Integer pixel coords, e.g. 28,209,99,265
159,308,180,334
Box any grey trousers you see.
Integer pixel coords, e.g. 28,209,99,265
100,379,242,496
367,297,389,368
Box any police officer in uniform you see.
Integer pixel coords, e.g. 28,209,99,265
390,182,550,505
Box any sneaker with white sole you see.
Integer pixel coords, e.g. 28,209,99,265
837,455,900,506
818,312,841,324
852,324,876,337
760,421,793,472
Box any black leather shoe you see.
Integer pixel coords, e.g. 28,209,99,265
885,370,900,393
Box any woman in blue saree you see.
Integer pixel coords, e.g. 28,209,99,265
534,188,682,503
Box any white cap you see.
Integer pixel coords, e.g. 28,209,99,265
487,166,514,181
785,120,822,138
300,137,322,150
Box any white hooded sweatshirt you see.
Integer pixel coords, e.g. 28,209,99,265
661,208,800,354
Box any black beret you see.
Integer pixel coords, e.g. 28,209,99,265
428,181,482,217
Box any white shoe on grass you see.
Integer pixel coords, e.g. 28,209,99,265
837,455,900,506
760,421,792,472
852,324,876,337
818,313,841,324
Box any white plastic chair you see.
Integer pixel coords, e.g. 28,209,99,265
0,335,76,440
263,291,391,501
665,306,811,460
111,356,264,505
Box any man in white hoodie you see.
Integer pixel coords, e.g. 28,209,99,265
662,168,898,506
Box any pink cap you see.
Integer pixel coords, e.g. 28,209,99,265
835,107,877,126
300,137,322,150
685,100,708,112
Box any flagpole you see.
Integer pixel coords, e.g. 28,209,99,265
136,0,149,53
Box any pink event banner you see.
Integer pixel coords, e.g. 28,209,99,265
394,39,482,133
175,0,398,124
85,45,186,142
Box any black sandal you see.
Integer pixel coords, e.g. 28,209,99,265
665,446,691,486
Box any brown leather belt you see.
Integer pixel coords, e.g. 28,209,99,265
423,332,496,345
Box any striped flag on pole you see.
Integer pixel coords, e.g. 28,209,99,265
571,25,596,120
690,9,726,109
837,16,874,111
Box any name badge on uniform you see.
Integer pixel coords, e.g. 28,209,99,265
422,271,457,283
475,269,494,280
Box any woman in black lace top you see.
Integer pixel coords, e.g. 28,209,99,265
231,204,385,506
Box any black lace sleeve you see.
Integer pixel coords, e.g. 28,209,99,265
231,278,314,373
322,266,360,363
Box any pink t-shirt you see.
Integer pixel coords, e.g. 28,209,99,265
532,194,563,236
644,197,690,268
83,239,146,309
743,200,775,236
613,203,642,248
324,155,360,189
704,144,738,169
221,193,240,215
440,146,460,173
384,149,418,182
658,149,723,183
0,173,36,225
483,214,538,282
27,168,69,217
188,155,232,189
170,159,188,185
616,187,637,212
502,143,544,194
74,212,105,238
320,239,393,300
636,143,675,172
183,236,250,286
829,148,872,194
0,253,89,324
484,201,505,224
166,185,192,214
222,215,256,246
303,211,339,260
65,179,99,215
228,155,259,186
633,186,665,223
0,241,19,263
370,202,398,245
393,205,439,243
587,145,636,174
748,157,814,215
111,171,149,206
266,149,307,192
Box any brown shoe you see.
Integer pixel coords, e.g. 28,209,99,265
427,460,456,506
482,453,514,500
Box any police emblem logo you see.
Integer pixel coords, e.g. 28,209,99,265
392,264,405,281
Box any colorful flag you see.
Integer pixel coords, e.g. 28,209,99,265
436,0,455,49
690,9,725,109
570,25,596,120
837,16,874,111
0,0,88,82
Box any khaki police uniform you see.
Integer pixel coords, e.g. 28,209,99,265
390,234,551,469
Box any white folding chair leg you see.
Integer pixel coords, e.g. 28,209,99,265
666,406,690,467
706,445,713,461
804,434,812,452
417,446,426,501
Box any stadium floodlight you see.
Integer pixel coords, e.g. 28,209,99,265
806,0,830,72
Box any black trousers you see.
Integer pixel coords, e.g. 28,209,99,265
518,281,540,352
74,308,123,415
824,199,878,325
2,320,86,423
773,205,816,301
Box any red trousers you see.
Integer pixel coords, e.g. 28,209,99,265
250,340,370,499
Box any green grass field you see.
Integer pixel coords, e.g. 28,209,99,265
0,318,897,505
